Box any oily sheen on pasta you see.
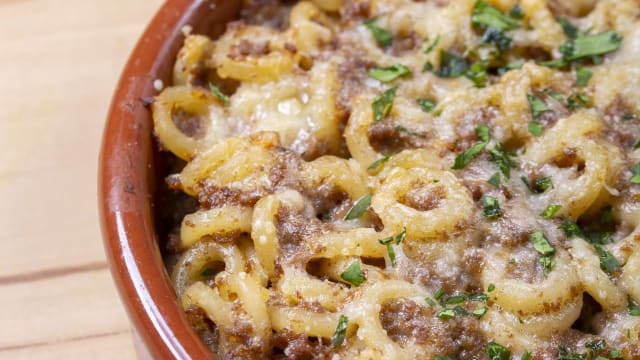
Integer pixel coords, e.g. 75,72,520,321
153,0,640,358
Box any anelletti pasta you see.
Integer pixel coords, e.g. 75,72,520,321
153,0,640,358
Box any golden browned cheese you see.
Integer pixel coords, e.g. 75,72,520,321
153,0,640,358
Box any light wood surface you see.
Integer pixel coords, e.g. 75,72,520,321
0,0,163,357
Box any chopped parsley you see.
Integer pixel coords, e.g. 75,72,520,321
560,30,623,62
629,296,640,316
541,204,562,219
521,176,553,193
530,231,556,273
482,195,502,219
497,60,524,75
437,309,456,319
378,228,406,266
480,26,513,52
437,50,469,78
340,260,366,286
546,90,565,101
368,64,412,82
364,18,392,47
528,121,543,136
567,92,590,109
452,125,491,169
489,143,517,179
527,93,550,119
472,0,520,31
488,283,495,292
417,98,437,112
208,83,230,105
472,307,488,317
509,5,524,19
630,163,640,183
594,245,620,275
558,345,587,360
466,61,489,87
521,351,532,360
368,154,390,171
557,17,580,39
575,68,593,87
332,315,348,347
424,35,440,54
486,341,511,360
344,194,372,220
488,172,501,187
444,295,467,305
585,339,606,351
423,61,434,72
372,87,397,121
562,219,584,238
434,288,445,300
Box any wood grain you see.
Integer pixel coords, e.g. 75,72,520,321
0,0,162,357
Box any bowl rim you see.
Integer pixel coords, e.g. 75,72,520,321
98,1,239,358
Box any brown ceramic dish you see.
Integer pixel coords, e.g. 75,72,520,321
98,1,241,358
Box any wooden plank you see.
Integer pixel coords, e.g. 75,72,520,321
0,0,162,277
0,269,131,349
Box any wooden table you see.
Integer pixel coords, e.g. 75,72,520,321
0,1,163,358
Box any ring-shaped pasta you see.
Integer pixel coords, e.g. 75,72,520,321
173,34,214,86
372,167,473,239
178,132,280,197
301,156,369,201
289,1,334,54
179,206,253,249
567,238,627,311
482,248,581,315
171,240,244,299
269,306,345,339
153,85,221,161
212,25,295,83
522,110,619,219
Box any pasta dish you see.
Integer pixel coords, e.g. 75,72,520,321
152,0,640,358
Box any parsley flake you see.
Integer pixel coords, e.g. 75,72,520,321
437,50,469,78
208,83,230,105
417,98,437,112
562,219,584,238
340,261,366,286
486,341,511,360
528,121,543,136
482,195,502,219
488,283,495,292
530,231,556,273
472,307,488,317
372,87,397,121
630,163,640,183
489,143,517,179
575,68,593,87
368,155,390,171
344,195,372,220
560,30,623,62
332,315,348,347
521,351,532,360
557,17,580,39
629,297,640,316
368,64,412,82
424,35,440,54
527,93,550,119
488,172,501,187
541,204,562,219
364,18,392,47
594,245,620,275
437,309,456,319
472,0,520,31
466,61,489,87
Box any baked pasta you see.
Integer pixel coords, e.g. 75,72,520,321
153,0,640,358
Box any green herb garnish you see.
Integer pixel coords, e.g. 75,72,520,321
594,245,620,275
575,68,593,87
486,341,511,360
437,50,469,78
629,296,640,316
372,87,397,121
528,121,543,136
541,204,562,219
472,0,520,31
472,307,488,317
557,17,579,39
527,93,550,119
417,98,437,112
368,64,412,82
521,351,532,360
630,163,640,183
364,18,392,47
466,61,489,87
522,176,553,193
489,143,517,179
482,195,502,219
560,30,623,62
341,260,366,286
452,125,491,169
488,172,501,187
437,309,456,319
424,35,440,54
344,194,372,220
488,283,495,292
332,315,348,347
208,83,230,105
562,219,584,238
368,155,391,171
530,231,556,273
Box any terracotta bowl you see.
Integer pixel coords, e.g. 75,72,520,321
98,1,241,358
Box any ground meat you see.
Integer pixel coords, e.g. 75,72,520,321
185,306,219,353
379,299,487,358
368,120,430,154
391,30,421,55
340,0,370,25
400,182,445,211
173,110,207,138
240,0,295,30
275,205,331,257
271,330,334,359
602,96,640,149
